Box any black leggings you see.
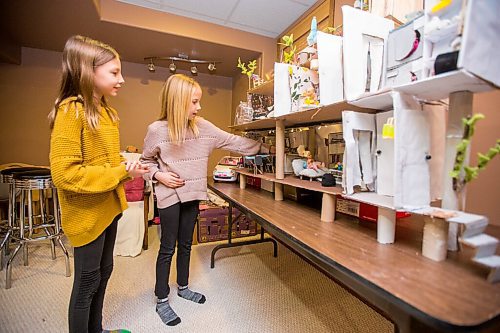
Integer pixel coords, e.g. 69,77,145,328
155,200,199,299
68,214,121,333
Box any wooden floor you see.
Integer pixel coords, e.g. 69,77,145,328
210,182,500,331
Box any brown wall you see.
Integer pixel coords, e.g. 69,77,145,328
467,90,500,225
0,47,233,175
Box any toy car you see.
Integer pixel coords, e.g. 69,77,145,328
213,156,242,182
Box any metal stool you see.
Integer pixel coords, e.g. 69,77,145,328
5,169,70,289
0,167,46,270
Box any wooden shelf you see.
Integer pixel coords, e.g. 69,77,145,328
229,118,276,131
276,100,376,127
394,69,494,101
248,79,274,96
236,169,343,196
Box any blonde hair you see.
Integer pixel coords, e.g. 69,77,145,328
159,74,200,144
48,35,120,131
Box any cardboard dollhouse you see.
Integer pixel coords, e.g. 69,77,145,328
239,0,500,282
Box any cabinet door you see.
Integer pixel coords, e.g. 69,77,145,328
376,111,394,196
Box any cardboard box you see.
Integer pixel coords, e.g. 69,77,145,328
197,205,257,243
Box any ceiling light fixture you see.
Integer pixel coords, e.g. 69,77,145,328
144,55,221,74
169,61,176,73
147,59,155,72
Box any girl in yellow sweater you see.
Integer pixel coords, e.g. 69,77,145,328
49,35,148,333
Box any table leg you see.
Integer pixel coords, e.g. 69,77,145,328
210,202,278,268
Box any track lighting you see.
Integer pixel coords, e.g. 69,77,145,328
144,55,221,74
169,62,176,73
147,59,155,72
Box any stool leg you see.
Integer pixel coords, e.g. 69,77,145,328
52,189,70,277
56,236,71,277
40,190,56,259
0,229,10,270
5,241,22,289
19,191,28,267
5,185,17,257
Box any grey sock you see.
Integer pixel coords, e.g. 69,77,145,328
177,286,206,304
156,298,181,326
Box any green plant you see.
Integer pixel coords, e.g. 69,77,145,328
278,34,297,64
237,57,257,78
324,24,343,36
450,114,500,191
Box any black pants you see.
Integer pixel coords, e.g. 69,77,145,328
155,200,199,299
68,214,121,333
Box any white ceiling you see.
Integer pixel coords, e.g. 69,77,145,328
117,0,319,37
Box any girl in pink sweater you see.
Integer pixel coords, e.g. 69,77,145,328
141,74,271,326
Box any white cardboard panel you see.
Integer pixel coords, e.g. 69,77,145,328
393,91,431,209
274,62,292,117
459,0,500,87
317,32,344,104
342,6,394,101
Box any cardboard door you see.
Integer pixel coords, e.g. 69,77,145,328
342,111,376,195
376,111,395,196
393,92,431,209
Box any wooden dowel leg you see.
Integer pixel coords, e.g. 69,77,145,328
274,183,283,201
422,217,449,261
377,208,396,244
320,193,336,222
239,174,247,189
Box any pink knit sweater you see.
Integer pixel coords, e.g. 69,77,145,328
141,118,263,208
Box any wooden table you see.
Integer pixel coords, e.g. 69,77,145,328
208,182,500,333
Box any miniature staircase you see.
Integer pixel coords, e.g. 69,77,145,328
449,214,500,283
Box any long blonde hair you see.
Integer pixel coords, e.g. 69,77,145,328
48,35,120,131
159,74,200,144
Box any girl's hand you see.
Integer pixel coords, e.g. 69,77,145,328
125,161,150,178
155,171,185,188
261,144,276,154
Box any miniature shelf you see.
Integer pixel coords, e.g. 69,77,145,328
348,89,393,111
236,169,343,196
248,79,274,96
276,100,376,127
229,118,276,131
394,69,494,101
231,100,375,132
344,192,395,210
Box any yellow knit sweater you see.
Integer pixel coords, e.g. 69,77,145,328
49,97,129,247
